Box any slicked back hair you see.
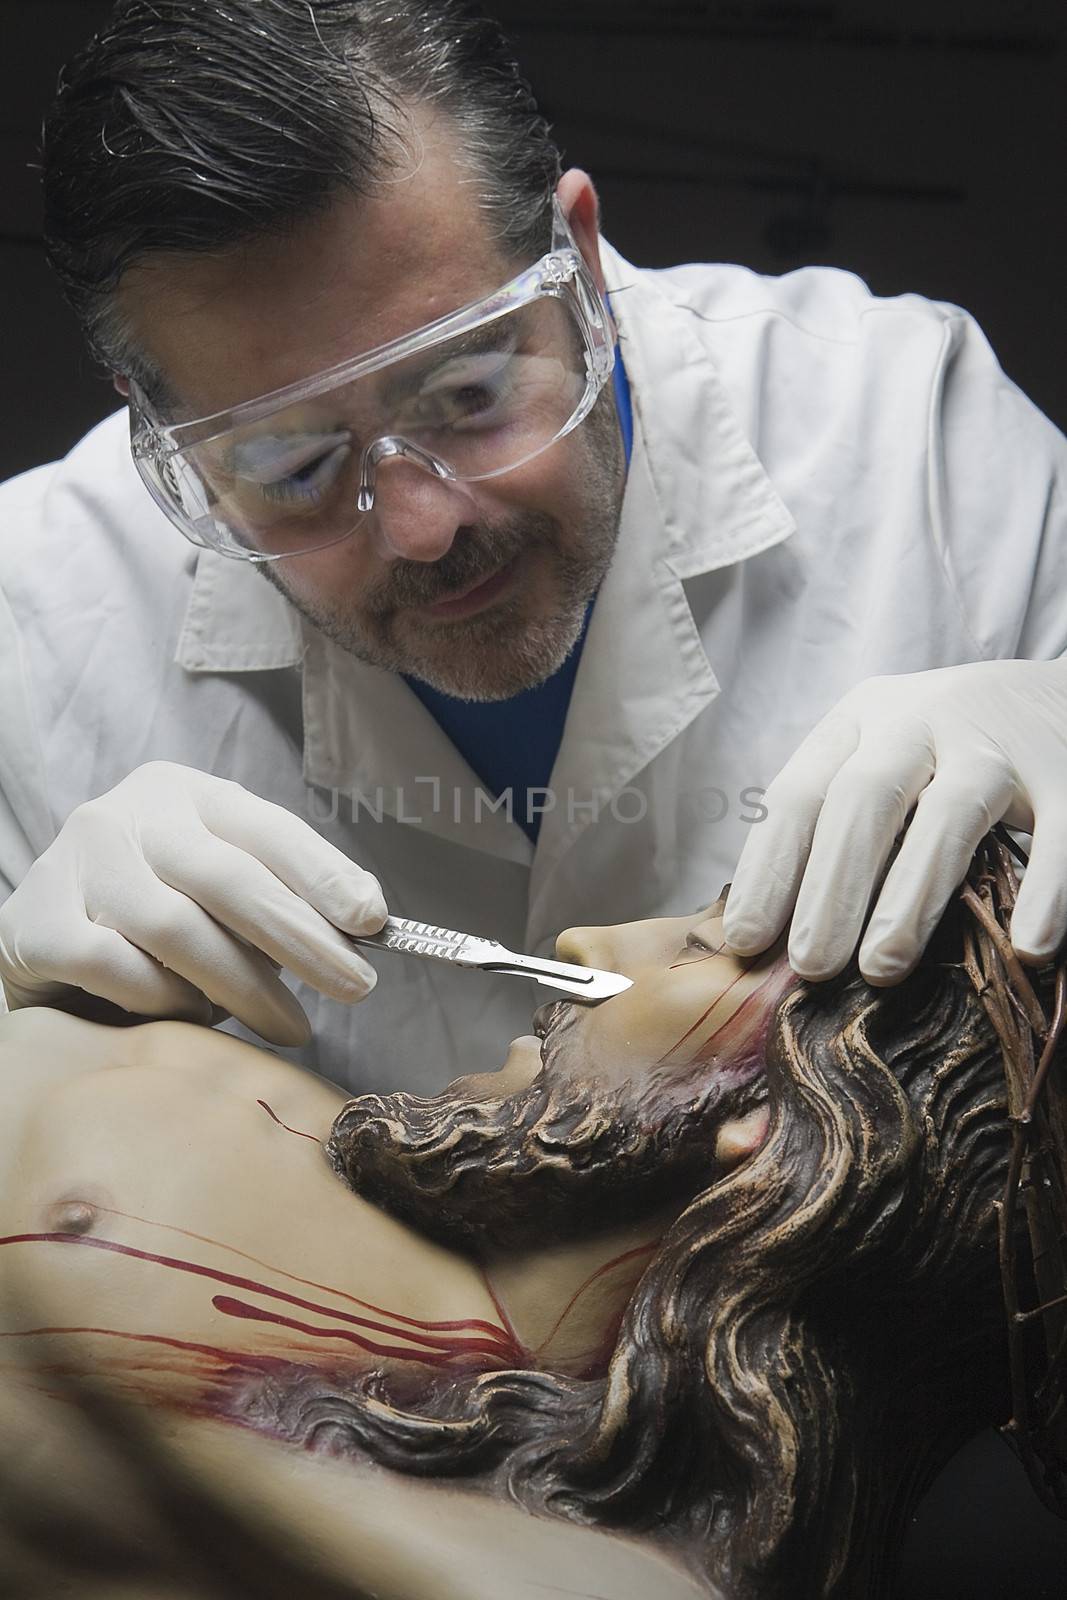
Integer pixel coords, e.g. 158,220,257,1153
41,0,562,395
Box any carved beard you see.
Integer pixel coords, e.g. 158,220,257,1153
325,1002,771,1255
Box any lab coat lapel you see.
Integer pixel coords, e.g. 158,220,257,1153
175,548,303,671
527,438,720,925
176,549,531,864
527,246,796,940
600,239,798,580
299,626,532,865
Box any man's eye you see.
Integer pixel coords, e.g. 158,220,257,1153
255,442,351,508
432,382,500,422
403,355,517,432
681,932,714,956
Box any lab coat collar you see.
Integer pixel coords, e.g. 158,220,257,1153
176,548,303,672
601,240,796,579
525,427,721,937
176,552,530,863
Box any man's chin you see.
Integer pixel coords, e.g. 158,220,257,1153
394,600,589,701
260,534,603,700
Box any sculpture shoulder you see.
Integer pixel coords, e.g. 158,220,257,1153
2,1373,717,1600
0,1005,342,1127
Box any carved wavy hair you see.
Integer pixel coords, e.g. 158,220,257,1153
234,902,1025,1600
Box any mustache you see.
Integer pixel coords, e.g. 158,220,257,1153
532,998,582,1064
363,514,558,614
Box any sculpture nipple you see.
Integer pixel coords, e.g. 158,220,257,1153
49,1199,98,1236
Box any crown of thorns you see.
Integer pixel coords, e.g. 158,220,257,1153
960,830,1067,1516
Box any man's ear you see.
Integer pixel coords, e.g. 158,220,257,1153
556,169,611,305
112,375,130,398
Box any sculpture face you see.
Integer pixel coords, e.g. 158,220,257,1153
449,899,795,1106
333,901,800,1251
548,901,794,1086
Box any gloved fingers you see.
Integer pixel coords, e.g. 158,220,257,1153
193,779,387,935
1010,815,1067,963
4,916,215,1026
96,877,312,1046
149,830,379,1004
723,710,862,956
785,732,937,979
856,761,1015,983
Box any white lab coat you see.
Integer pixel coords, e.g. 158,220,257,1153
1,243,1065,1093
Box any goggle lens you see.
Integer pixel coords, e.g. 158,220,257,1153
150,295,592,560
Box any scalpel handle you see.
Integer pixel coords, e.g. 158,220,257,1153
352,916,473,961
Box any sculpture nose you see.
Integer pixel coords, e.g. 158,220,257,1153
554,925,611,971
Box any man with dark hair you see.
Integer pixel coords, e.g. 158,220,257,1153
0,0,1065,1093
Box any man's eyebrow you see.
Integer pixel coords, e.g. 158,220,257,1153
175,319,523,430
438,319,519,359
382,318,519,394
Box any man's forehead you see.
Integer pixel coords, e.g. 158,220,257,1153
116,119,521,417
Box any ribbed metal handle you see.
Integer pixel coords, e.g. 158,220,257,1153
350,915,632,1002
369,917,473,960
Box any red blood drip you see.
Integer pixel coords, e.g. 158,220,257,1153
0,1234,521,1364
212,1295,515,1368
533,1241,656,1358
256,1099,321,1143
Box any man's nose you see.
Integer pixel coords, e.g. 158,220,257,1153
363,458,478,564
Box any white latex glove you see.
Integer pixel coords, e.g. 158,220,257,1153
723,659,1067,984
0,762,386,1045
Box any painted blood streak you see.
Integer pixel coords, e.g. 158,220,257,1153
93,1206,518,1347
8,1323,295,1378
210,1293,518,1366
256,1099,321,1143
532,1242,656,1361
0,1234,523,1368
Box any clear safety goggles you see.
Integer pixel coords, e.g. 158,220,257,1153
128,202,615,562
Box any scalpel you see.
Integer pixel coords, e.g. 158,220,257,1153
351,915,632,1002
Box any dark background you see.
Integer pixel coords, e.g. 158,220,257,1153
1,0,1065,481
3,2,1067,1595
